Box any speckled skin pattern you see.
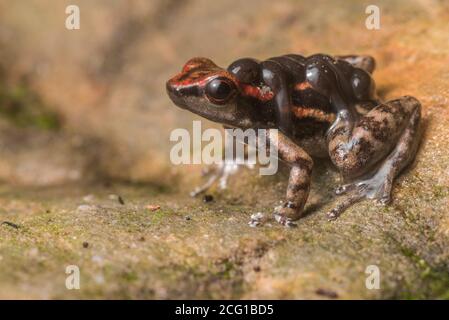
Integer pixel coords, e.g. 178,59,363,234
166,54,421,226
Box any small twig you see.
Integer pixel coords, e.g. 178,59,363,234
1,221,20,229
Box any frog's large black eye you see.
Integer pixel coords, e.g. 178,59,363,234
205,78,235,104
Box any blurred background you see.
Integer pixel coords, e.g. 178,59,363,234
0,0,446,186
0,0,448,299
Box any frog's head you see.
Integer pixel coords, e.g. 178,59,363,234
166,57,253,128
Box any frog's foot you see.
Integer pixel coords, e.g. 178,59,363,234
335,182,357,195
190,160,253,197
328,168,394,220
334,178,391,200
273,201,299,227
248,212,268,227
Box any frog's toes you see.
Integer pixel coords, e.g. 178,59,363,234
328,171,394,220
327,207,341,221
335,179,370,195
248,212,267,227
326,192,365,220
335,182,357,195
274,213,297,227
372,179,393,205
360,172,394,205
377,194,392,205
273,202,299,227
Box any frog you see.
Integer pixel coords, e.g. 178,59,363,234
166,53,422,226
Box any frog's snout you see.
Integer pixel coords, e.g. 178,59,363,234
166,80,188,109
166,80,177,96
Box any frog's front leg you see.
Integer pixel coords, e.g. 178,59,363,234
190,160,241,197
267,129,313,227
190,130,254,197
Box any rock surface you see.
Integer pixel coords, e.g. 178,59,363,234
0,0,448,299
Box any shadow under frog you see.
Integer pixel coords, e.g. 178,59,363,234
166,54,422,227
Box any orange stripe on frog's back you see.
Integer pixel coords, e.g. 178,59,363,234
295,81,313,90
240,83,274,102
292,106,336,123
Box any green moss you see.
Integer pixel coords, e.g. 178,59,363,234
150,209,170,225
214,258,237,280
432,185,449,199
122,271,139,282
0,83,61,130
397,245,449,299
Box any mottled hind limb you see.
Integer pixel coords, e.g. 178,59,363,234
328,96,421,219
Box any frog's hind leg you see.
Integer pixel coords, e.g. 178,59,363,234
327,96,421,219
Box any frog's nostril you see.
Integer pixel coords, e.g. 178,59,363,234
166,81,188,108
167,81,183,97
